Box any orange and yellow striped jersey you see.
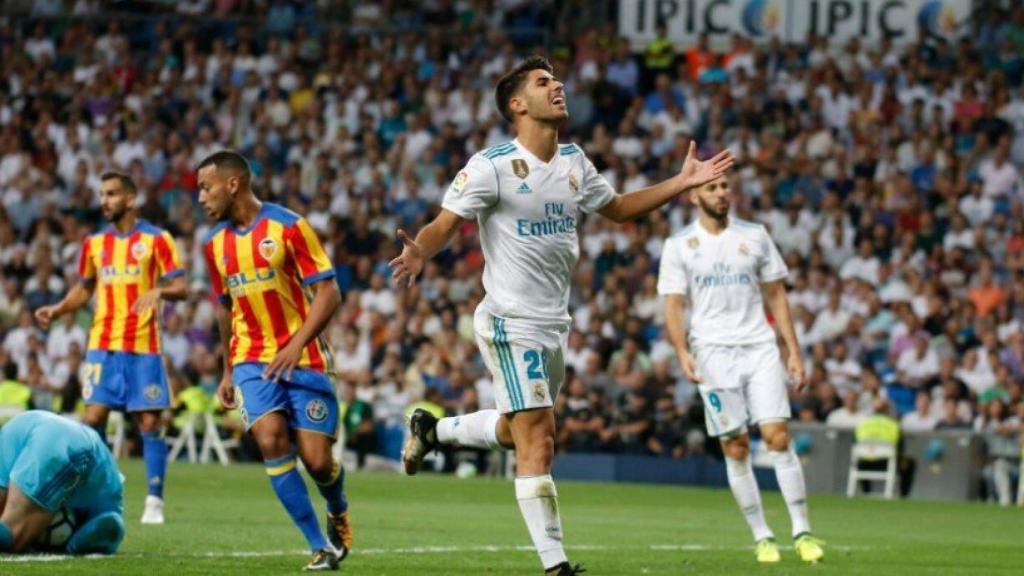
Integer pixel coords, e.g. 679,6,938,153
79,220,184,353
202,203,336,373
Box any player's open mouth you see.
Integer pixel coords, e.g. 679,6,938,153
552,96,565,105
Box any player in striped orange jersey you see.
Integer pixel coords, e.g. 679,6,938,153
35,172,187,526
197,151,351,572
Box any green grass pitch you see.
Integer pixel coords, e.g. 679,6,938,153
1,459,1019,575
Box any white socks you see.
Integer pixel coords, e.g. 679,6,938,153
725,455,774,541
770,448,811,537
436,413,566,569
515,474,567,570
435,410,506,450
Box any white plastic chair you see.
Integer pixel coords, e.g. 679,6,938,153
167,413,200,463
0,405,26,424
846,441,898,499
169,412,240,465
199,412,240,465
1016,455,1023,507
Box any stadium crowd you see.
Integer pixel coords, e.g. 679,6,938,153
0,1,1022,498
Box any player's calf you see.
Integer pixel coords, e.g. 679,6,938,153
299,440,352,559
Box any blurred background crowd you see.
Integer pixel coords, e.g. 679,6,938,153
0,1,1022,499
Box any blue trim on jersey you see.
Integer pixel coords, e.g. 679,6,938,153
559,144,579,156
103,223,140,239
487,157,501,205
492,317,516,410
202,220,230,246
485,148,516,160
493,317,523,410
483,142,516,159
301,269,336,286
136,220,165,236
262,202,301,226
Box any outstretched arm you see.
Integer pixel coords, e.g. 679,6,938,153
598,142,733,223
389,209,466,286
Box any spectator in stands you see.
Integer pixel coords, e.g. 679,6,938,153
557,377,606,453
896,333,941,389
901,392,940,432
342,383,376,470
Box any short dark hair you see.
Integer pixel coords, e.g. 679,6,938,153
100,171,136,194
197,150,252,184
494,55,554,124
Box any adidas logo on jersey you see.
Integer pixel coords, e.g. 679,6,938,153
516,182,532,194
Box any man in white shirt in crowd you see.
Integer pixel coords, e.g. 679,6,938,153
897,334,941,388
901,392,940,432
978,139,1022,198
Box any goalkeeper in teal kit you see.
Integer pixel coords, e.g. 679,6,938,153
0,410,125,554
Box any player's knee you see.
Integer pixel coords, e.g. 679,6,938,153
722,436,750,460
301,454,335,482
765,429,791,452
253,431,291,459
137,412,162,433
82,414,104,429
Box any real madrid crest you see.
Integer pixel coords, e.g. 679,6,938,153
533,382,546,402
739,242,750,256
568,173,579,193
687,237,700,250
131,241,147,260
258,237,277,260
511,159,529,179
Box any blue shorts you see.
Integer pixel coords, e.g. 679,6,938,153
83,350,171,411
0,411,124,516
232,363,339,438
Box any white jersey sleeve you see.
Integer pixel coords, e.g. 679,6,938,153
757,226,788,283
578,149,615,214
441,154,498,219
657,236,688,295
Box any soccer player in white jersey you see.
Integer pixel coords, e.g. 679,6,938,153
390,56,733,575
658,175,825,564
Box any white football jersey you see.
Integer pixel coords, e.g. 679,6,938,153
442,139,614,324
657,218,788,346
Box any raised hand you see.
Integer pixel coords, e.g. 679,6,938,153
388,229,424,288
678,141,734,190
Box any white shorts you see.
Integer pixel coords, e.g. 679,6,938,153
692,341,791,437
474,308,567,414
